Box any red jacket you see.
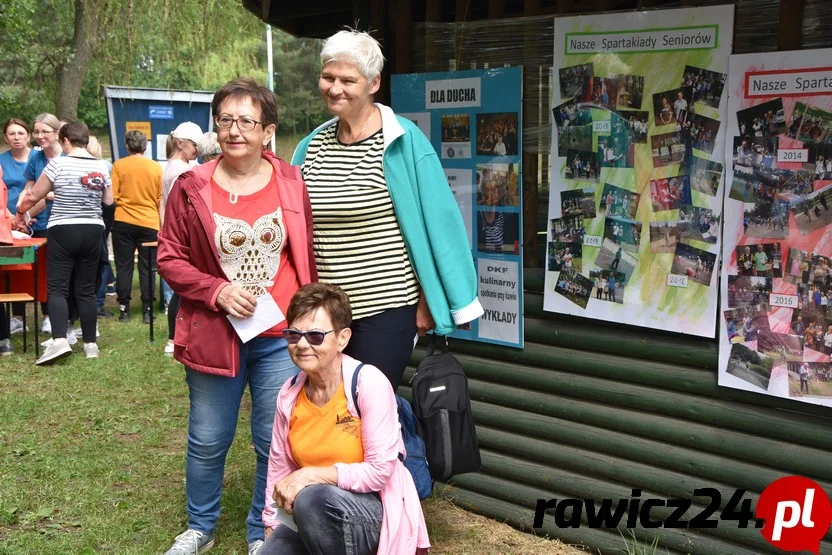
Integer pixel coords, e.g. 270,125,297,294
157,153,317,377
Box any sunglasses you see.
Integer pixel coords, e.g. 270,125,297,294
282,328,336,346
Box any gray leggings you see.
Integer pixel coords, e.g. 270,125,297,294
260,485,382,555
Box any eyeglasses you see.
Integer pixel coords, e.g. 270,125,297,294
282,329,336,346
33,130,54,136
214,115,263,132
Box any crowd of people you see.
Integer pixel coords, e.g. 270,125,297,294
2,29,485,555
475,113,518,156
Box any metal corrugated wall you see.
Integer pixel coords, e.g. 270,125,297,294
402,275,832,554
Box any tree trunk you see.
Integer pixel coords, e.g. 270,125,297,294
55,0,96,120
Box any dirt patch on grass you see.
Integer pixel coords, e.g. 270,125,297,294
424,497,587,554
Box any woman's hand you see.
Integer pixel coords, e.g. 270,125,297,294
416,293,435,336
273,467,336,514
215,283,257,318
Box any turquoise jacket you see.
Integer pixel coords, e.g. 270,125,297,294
293,103,483,335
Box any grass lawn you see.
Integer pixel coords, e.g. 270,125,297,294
0,287,584,554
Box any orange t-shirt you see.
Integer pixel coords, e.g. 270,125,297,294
288,383,364,468
211,172,300,335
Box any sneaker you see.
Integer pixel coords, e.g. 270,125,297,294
164,529,215,555
35,337,72,365
119,305,130,322
106,283,116,296
0,339,12,356
248,540,264,555
83,343,100,358
9,317,25,335
41,316,51,334
164,340,175,357
97,307,114,318
71,325,100,339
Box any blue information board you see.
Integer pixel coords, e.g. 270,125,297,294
392,67,524,348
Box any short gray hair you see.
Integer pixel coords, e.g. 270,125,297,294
197,132,221,161
320,29,385,81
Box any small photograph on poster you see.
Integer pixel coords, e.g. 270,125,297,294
613,110,648,144
671,242,716,286
724,304,771,342
689,155,722,196
686,113,720,155
790,308,831,343
727,275,773,308
736,98,787,139
791,183,832,236
477,163,520,207
607,74,645,110
589,268,625,304
440,113,471,159
548,241,582,273
726,343,773,391
650,175,691,212
559,63,593,99
788,361,832,398
648,221,680,254
558,124,593,153
787,102,809,140
728,165,768,203
596,238,637,283
553,97,592,130
476,112,519,156
744,197,789,239
580,76,615,109
808,145,832,181
651,131,687,167
399,112,431,140
445,168,474,249
550,215,585,243
733,136,779,169
734,243,783,277
554,267,593,309
757,330,804,363
653,87,693,126
808,254,832,289
599,183,639,219
790,102,832,144
680,65,726,109
478,210,520,253
603,216,642,253
785,247,812,284
679,205,720,244
598,134,633,168
561,187,596,219
564,149,601,181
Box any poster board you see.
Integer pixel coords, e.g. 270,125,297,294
545,5,734,338
392,68,524,348
719,49,832,408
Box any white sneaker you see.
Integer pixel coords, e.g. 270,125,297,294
9,317,25,335
71,325,99,339
248,539,264,555
41,333,77,348
164,529,215,555
164,340,175,356
84,343,100,358
41,316,51,334
35,337,72,365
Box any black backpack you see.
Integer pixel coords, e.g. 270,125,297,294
410,335,481,480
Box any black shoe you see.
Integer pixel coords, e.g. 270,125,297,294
98,308,114,318
119,305,130,322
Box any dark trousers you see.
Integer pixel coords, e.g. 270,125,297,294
343,303,418,392
168,293,181,341
260,485,382,555
31,229,49,317
113,221,157,310
46,225,102,343
0,303,9,340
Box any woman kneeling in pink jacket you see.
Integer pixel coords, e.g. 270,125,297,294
262,283,430,554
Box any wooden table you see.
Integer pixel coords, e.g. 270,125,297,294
0,237,48,356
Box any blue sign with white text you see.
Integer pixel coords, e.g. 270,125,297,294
148,105,174,120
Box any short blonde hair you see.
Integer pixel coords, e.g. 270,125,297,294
87,136,102,159
33,113,61,133
320,29,385,81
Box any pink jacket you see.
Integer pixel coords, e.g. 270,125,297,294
157,152,316,377
263,354,431,554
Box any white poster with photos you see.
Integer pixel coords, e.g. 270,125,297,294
545,6,733,337
720,48,832,407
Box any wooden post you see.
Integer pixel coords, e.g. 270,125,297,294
777,0,804,51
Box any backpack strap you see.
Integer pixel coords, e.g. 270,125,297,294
350,362,366,419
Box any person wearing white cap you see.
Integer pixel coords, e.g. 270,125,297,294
111,129,163,323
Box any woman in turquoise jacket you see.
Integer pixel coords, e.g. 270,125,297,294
293,29,482,390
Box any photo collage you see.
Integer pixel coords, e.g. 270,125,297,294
550,62,725,309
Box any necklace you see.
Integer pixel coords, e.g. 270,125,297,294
219,162,261,204
339,107,376,147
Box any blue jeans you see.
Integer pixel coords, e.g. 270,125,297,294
185,336,298,543
161,278,173,306
259,485,382,555
96,262,115,310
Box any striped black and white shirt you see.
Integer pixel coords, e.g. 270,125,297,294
42,156,111,228
301,124,419,320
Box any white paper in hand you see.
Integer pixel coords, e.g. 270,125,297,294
275,506,298,532
226,294,285,343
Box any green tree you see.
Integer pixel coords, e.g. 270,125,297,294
272,31,330,135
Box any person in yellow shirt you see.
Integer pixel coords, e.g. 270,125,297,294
111,130,163,322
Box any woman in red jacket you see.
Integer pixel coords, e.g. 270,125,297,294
158,78,317,555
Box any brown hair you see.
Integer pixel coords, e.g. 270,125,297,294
59,120,89,148
125,129,147,154
211,77,278,128
3,118,30,135
286,283,352,330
